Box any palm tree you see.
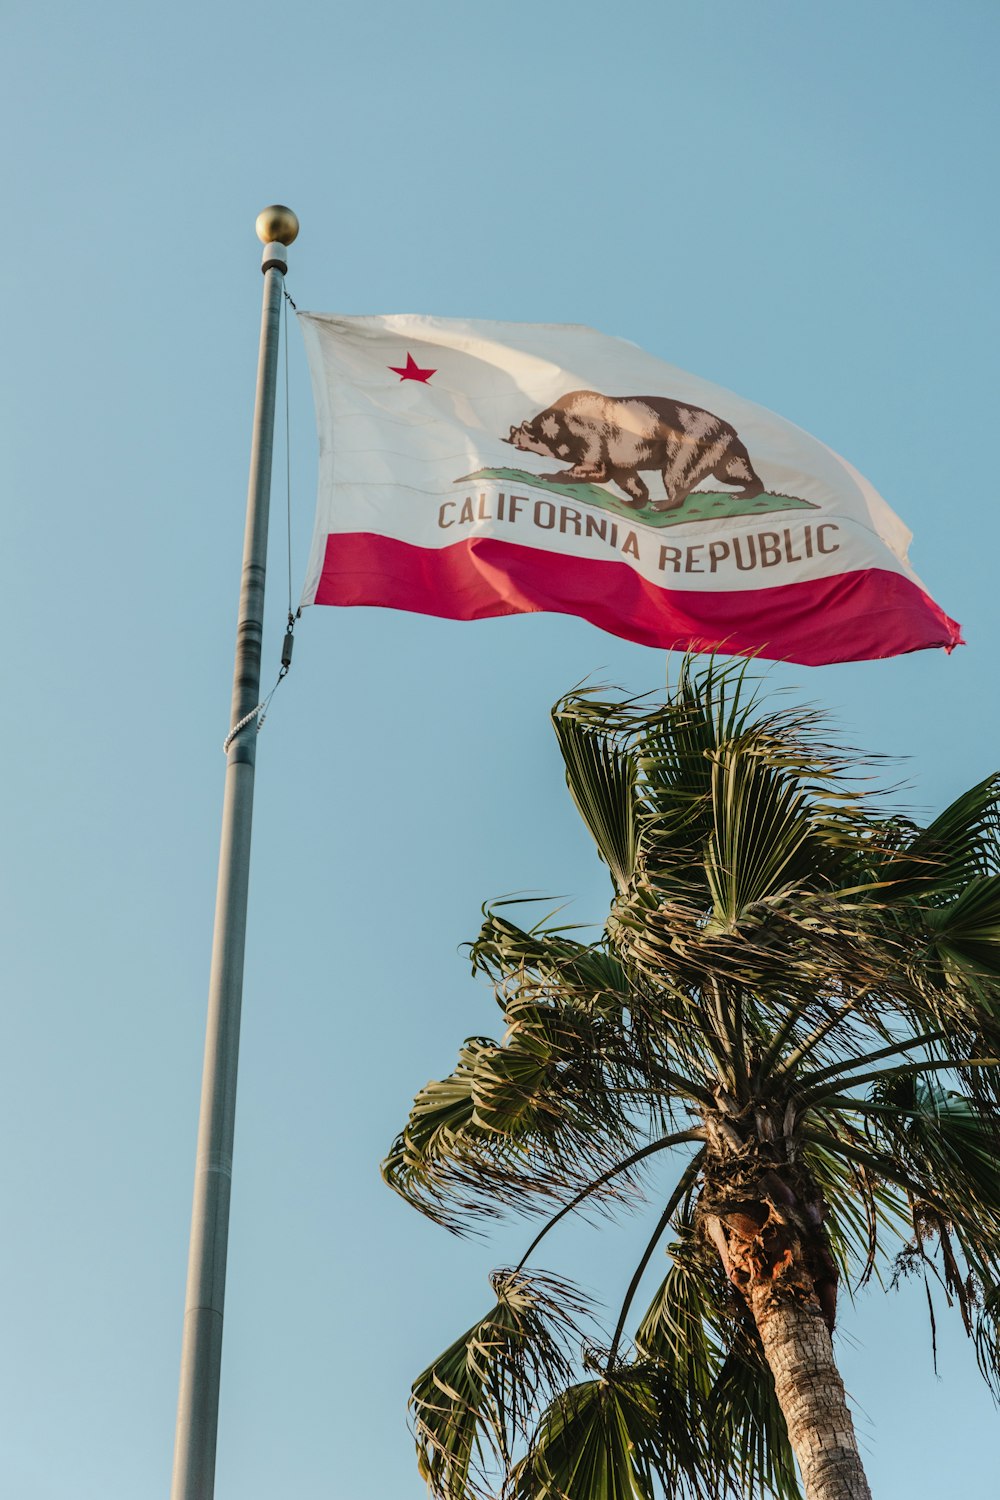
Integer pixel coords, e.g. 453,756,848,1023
385,660,1000,1500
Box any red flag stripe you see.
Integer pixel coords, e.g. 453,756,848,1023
312,532,962,666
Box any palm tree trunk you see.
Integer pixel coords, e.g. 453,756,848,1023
751,1294,872,1500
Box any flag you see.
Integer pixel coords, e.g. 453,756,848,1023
298,313,961,666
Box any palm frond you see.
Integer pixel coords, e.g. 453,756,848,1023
385,992,679,1225
634,1217,725,1408
509,1361,702,1500
924,875,1000,984
807,1079,1000,1350
881,775,1000,899
470,903,715,1119
410,1269,587,1500
870,1077,1000,1260
972,1284,1000,1396
799,1129,908,1286
383,1037,496,1226
551,697,640,891
633,658,752,866
471,907,633,1020
703,737,815,932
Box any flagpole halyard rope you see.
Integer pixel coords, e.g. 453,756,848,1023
222,700,267,755
222,656,291,753
283,287,294,617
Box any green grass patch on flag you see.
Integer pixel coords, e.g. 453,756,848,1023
455,468,819,528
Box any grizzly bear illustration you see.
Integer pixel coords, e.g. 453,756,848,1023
503,390,765,511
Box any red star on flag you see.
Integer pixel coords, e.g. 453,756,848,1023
389,352,436,383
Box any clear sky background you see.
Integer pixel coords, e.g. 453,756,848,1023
3,1,999,1495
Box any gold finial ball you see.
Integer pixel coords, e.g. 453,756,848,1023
255,205,299,246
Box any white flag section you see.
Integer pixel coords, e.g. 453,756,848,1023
298,313,960,665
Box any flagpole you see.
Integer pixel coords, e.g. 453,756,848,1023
170,205,299,1500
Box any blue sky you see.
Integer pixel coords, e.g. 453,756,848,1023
3,1,999,1495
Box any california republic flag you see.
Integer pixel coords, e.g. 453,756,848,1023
298,313,961,665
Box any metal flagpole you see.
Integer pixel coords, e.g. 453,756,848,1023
170,205,299,1500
